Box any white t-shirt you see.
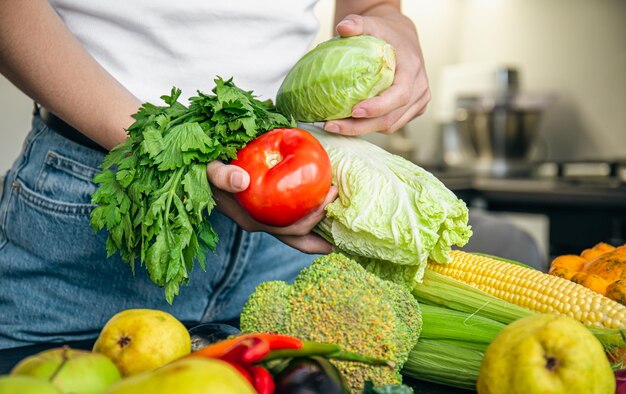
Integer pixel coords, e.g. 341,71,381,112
49,0,320,103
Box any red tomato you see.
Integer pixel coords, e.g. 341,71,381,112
231,128,332,227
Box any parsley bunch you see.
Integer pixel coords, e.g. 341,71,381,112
90,77,293,303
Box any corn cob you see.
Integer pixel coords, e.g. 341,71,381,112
408,255,626,390
425,250,626,330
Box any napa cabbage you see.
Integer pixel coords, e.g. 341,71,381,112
300,124,473,283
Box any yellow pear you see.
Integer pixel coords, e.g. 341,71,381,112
478,314,615,394
103,357,256,394
93,309,190,376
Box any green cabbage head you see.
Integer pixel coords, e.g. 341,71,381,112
299,124,473,283
276,35,396,122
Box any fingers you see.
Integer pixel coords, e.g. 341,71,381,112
206,161,250,193
335,14,365,37
275,233,334,255
268,186,337,253
325,87,430,135
387,91,431,132
212,183,339,255
328,14,430,136
261,186,338,236
351,53,425,119
212,187,255,229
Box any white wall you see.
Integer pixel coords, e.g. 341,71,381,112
404,0,626,163
1,0,625,173
0,77,32,175
451,0,626,163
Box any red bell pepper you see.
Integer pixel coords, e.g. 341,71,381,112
189,333,303,394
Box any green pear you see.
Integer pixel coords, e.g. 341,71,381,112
0,375,61,394
478,314,615,394
11,347,121,394
104,357,256,394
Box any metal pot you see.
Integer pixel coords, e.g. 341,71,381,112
455,93,553,176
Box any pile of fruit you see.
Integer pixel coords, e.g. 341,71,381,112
0,308,411,394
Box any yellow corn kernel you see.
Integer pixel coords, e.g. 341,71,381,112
427,251,626,330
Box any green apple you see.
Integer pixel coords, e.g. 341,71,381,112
10,347,121,394
93,309,191,376
0,375,61,394
104,357,256,394
477,314,615,394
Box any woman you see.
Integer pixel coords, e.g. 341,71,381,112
0,0,430,349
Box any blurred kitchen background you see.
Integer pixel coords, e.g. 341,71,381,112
1,0,625,263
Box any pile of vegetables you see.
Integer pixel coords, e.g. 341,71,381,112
187,330,415,394
240,251,626,391
89,33,626,392
408,252,626,389
240,253,422,392
91,36,472,303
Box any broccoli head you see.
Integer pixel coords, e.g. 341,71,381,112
239,280,291,333
240,253,422,392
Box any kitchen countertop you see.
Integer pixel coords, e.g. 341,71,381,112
429,166,626,206
430,168,626,256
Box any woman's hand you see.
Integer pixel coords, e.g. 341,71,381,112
324,9,430,136
206,161,337,254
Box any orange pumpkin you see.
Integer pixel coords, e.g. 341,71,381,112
549,242,626,305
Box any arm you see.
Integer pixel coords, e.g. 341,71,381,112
0,1,333,254
324,0,431,135
0,0,139,150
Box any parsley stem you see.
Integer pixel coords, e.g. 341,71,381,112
167,113,204,129
164,167,185,232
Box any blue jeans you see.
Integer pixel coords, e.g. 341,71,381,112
0,114,314,349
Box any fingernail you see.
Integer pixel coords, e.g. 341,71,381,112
231,171,245,190
352,108,366,117
325,123,340,133
338,19,355,27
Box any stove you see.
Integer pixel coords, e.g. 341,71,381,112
428,159,626,257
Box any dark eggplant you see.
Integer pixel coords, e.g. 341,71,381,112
188,323,240,351
274,356,349,394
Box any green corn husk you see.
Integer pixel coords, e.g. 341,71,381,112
403,339,484,390
402,303,505,389
432,339,490,352
419,303,505,344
